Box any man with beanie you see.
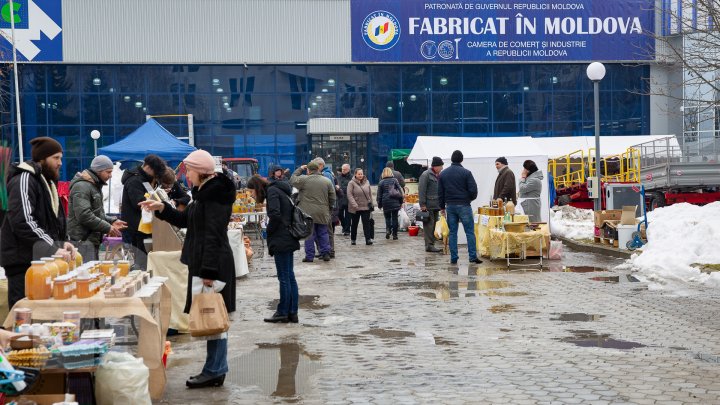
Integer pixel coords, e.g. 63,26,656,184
438,150,482,265
121,153,166,269
0,137,76,308
493,156,517,205
385,161,405,189
68,155,128,260
290,161,336,262
418,157,444,253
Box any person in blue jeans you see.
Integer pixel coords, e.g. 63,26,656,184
141,150,236,389
438,150,483,265
247,175,301,323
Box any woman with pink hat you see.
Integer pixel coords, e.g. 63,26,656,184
140,150,236,389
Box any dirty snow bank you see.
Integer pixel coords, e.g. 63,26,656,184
617,202,720,288
549,206,594,240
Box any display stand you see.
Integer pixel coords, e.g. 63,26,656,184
3,282,171,400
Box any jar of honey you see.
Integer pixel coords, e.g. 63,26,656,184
99,261,114,276
41,257,60,281
76,277,94,299
25,261,52,300
117,260,130,277
53,276,74,300
75,251,83,268
52,255,69,275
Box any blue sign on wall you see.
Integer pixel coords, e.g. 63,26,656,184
0,0,62,61
351,0,655,62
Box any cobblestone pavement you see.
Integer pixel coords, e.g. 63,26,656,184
159,225,720,405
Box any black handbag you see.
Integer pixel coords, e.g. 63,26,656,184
285,195,313,239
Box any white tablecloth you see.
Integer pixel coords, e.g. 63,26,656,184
228,228,250,277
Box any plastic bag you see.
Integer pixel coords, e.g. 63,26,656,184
398,209,410,230
95,352,151,405
549,240,563,260
434,215,449,239
138,208,153,233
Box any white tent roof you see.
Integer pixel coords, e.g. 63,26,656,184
407,135,678,164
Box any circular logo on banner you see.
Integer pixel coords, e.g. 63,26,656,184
420,40,437,59
438,40,455,59
362,11,401,51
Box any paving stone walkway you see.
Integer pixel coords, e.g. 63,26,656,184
159,226,720,404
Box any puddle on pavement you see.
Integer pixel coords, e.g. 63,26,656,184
405,280,516,300
226,342,321,398
500,328,512,332
669,346,688,351
484,291,528,297
552,313,605,322
359,273,382,279
447,266,507,276
562,266,609,273
434,337,458,346
361,328,415,340
339,334,370,345
488,304,516,313
559,330,646,349
591,276,620,283
346,265,365,269
268,295,328,311
388,259,401,263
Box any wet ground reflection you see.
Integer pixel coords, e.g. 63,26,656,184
268,295,328,311
401,280,520,300
559,330,646,349
551,313,605,322
226,342,321,398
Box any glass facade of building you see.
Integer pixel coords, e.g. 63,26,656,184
0,63,649,182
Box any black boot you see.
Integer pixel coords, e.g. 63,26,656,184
264,312,289,323
186,374,225,388
386,232,391,239
288,313,299,323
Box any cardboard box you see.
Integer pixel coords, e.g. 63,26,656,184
602,220,620,240
594,210,622,228
620,205,638,225
10,394,75,405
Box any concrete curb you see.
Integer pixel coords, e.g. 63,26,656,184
555,235,635,259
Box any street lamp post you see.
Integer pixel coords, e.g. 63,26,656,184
90,130,100,157
586,62,606,211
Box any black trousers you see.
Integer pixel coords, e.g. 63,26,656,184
7,269,27,310
339,204,351,233
351,210,373,242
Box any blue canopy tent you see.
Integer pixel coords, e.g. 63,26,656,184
99,119,196,163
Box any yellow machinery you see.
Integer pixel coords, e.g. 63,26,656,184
550,147,640,189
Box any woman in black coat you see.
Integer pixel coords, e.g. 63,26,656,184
140,150,236,389
247,175,301,324
377,167,404,240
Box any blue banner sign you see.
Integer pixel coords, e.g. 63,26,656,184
352,0,655,62
0,0,62,61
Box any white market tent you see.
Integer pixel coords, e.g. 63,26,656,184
407,135,677,165
406,134,678,244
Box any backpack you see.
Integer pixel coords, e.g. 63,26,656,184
286,195,313,240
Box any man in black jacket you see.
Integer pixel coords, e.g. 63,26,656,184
385,161,405,189
120,154,166,269
0,137,76,308
438,150,482,265
337,164,352,235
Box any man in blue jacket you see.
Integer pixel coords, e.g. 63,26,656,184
438,150,482,265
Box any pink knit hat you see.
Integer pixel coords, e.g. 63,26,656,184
183,150,216,175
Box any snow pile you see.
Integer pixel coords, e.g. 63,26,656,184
618,202,720,288
101,162,124,214
549,206,594,240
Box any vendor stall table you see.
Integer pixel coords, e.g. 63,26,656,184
232,212,266,257
475,215,529,257
488,228,545,269
227,228,250,277
3,281,171,400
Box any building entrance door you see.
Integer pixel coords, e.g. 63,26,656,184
310,134,367,173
